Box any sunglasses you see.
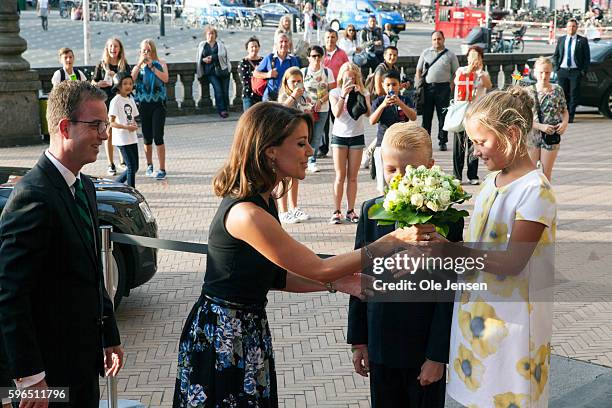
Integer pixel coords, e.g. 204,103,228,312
309,54,322,58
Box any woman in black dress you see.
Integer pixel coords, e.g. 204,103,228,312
173,102,434,408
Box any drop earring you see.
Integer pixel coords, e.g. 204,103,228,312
271,158,277,174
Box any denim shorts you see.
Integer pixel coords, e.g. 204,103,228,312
331,135,365,149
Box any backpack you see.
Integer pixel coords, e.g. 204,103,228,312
251,54,274,97
59,68,85,82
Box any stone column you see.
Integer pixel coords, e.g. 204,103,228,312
0,1,41,147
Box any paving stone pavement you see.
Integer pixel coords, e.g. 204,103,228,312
1,110,611,407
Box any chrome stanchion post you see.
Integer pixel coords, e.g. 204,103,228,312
100,226,118,408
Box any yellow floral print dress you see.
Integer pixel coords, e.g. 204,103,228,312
447,170,556,408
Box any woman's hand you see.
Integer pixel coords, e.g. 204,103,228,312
137,54,148,68
97,80,111,88
332,273,375,300
387,224,437,244
542,124,557,134
352,345,369,377
556,121,568,135
417,359,445,386
314,100,321,112
341,81,354,98
203,56,213,64
291,87,304,99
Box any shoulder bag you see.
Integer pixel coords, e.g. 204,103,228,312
415,48,448,115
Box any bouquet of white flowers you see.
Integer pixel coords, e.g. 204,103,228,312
368,165,472,237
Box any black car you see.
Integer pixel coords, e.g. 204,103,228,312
253,2,301,29
0,167,158,308
524,40,612,118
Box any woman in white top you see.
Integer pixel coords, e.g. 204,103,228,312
338,24,362,61
328,62,370,224
303,2,315,44
451,45,491,185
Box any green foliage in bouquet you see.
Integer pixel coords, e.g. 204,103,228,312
368,165,472,237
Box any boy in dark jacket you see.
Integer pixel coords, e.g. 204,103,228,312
347,122,463,408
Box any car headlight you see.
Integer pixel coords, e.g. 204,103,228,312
139,201,155,223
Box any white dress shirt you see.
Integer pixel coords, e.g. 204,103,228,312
560,35,578,69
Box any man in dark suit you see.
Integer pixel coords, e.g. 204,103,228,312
553,18,590,123
347,123,462,408
0,81,124,407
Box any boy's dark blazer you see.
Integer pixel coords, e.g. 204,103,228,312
347,196,463,368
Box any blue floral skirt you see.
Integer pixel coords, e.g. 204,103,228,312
173,295,278,408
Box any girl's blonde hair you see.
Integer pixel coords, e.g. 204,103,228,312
465,86,534,159
139,39,160,62
102,37,128,72
382,122,432,160
279,67,303,100
534,56,553,71
337,62,365,90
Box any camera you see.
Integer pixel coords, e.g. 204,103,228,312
388,90,395,96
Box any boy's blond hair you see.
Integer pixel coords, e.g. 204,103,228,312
382,122,433,160
58,47,74,59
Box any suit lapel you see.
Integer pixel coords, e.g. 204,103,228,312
38,155,98,267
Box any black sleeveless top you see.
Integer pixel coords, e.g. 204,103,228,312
202,194,287,304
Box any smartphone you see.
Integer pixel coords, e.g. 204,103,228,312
388,90,395,96
296,82,304,90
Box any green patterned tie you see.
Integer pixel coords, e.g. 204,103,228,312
74,178,94,246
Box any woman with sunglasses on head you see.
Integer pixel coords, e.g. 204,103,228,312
338,24,363,62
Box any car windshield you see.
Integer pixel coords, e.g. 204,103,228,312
590,42,612,63
372,1,396,11
220,0,245,6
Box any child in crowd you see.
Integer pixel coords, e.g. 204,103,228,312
277,67,313,224
369,70,417,193
109,73,140,188
348,122,463,408
446,86,557,407
51,48,87,87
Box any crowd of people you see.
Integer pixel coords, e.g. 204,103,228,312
0,11,590,408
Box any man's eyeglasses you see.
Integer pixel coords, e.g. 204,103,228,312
70,120,110,135
309,54,323,58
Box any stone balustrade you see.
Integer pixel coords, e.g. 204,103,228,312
33,53,543,117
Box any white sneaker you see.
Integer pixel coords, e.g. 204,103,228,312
291,207,310,221
307,162,320,173
279,212,300,224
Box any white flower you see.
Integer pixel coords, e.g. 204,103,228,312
411,193,425,208
431,165,442,173
442,180,451,190
426,200,439,212
451,179,461,187
425,176,438,187
439,190,452,206
383,190,399,211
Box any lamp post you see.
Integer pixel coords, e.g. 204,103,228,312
0,0,41,146
159,0,165,37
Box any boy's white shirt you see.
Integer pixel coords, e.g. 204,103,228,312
108,94,139,146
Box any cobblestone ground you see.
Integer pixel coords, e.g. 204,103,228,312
1,111,611,407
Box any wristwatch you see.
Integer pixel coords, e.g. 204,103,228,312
325,282,337,293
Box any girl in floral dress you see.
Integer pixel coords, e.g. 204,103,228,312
437,87,557,408
527,57,569,182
